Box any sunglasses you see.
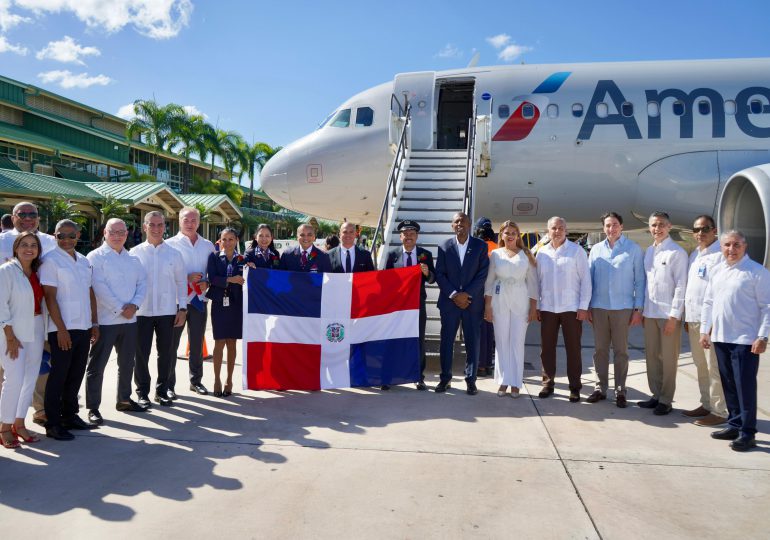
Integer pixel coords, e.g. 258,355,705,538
692,226,713,233
56,232,78,240
15,212,38,219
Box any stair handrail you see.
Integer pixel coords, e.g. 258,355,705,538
463,104,479,226
372,100,412,267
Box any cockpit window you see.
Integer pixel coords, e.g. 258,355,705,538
355,107,374,127
318,111,335,129
329,108,351,128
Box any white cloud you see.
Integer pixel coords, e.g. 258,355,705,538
36,35,100,64
435,43,462,59
15,0,193,39
498,44,532,62
486,33,511,49
0,34,27,54
0,0,31,32
116,103,135,119
38,69,112,88
183,104,207,119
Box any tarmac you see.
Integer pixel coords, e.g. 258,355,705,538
0,320,767,539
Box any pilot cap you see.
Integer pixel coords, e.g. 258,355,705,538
397,220,420,232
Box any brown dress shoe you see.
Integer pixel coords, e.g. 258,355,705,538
682,405,709,418
538,387,554,398
587,390,606,403
694,413,728,427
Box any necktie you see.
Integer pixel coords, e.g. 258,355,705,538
345,249,352,273
301,250,308,267
406,251,413,267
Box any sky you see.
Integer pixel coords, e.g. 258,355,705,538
0,0,768,185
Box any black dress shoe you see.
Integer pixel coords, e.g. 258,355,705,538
638,398,659,409
167,389,178,400
380,384,390,391
730,435,757,452
136,395,152,409
616,394,627,408
116,399,148,412
435,381,451,393
711,427,740,440
653,403,673,415
466,381,478,395
62,415,98,430
415,381,427,391
154,394,173,406
586,390,606,403
46,425,74,441
88,409,103,426
569,391,581,403
189,383,208,395
538,387,554,398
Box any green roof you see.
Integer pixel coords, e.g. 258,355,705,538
53,164,103,182
179,194,242,219
0,155,21,171
0,168,100,199
0,121,126,166
86,182,168,204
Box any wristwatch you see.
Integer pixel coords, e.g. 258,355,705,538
759,336,768,343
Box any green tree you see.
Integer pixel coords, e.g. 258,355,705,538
90,195,134,237
203,128,241,181
126,100,185,177
237,141,282,209
39,196,84,233
193,202,211,224
118,164,157,183
170,113,208,193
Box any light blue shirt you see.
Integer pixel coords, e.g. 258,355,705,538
588,235,646,310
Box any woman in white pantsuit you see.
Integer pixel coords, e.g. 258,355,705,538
483,221,539,398
0,232,45,448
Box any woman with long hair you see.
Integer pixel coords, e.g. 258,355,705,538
0,232,45,447
483,221,539,398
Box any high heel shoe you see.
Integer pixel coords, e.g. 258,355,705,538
12,425,41,443
497,385,507,397
213,381,223,398
222,383,232,397
1,429,20,449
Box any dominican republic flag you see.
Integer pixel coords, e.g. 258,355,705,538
188,281,206,311
242,266,421,390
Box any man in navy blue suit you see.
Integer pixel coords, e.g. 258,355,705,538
435,212,489,395
279,223,332,273
385,220,435,390
328,221,375,273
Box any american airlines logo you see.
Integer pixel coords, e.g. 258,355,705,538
493,74,770,141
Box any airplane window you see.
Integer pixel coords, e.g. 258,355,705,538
547,104,559,118
522,103,535,119
317,111,336,129
329,108,351,128
724,100,736,115
355,107,374,127
498,104,510,118
750,99,763,114
621,102,634,117
572,103,583,118
673,101,685,116
698,100,711,115
596,102,608,119
647,102,660,117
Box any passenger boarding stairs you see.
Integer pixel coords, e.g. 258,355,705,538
373,98,488,339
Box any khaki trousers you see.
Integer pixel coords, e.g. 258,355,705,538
591,308,632,395
687,322,727,416
643,318,682,405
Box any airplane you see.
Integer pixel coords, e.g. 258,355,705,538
260,58,770,266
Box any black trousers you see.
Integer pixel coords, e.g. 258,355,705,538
45,329,90,427
134,315,175,397
170,305,207,389
418,303,427,382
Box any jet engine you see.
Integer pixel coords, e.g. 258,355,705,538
718,164,770,268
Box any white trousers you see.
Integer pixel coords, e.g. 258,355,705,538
0,316,45,423
493,308,528,388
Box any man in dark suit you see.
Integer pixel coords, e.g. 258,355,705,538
435,212,489,395
328,221,375,273
279,223,332,273
385,220,435,390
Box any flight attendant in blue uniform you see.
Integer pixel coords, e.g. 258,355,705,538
206,227,245,397
244,224,281,269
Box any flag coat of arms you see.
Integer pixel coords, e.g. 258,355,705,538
242,266,422,390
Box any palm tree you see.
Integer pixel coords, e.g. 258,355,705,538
170,113,208,193
90,195,134,237
118,164,157,183
204,128,241,181
39,196,84,233
238,141,282,208
126,100,185,177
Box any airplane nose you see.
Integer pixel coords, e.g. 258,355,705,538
260,147,292,208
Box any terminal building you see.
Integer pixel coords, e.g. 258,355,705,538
0,74,274,242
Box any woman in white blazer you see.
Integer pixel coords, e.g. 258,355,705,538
0,232,45,448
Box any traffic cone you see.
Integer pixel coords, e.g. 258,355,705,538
179,336,213,360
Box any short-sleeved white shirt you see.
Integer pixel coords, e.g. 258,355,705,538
39,247,93,332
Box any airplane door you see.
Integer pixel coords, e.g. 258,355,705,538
394,71,435,149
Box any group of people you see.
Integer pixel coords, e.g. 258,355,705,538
0,201,767,453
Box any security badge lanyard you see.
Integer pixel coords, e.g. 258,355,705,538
697,262,707,278
223,256,238,308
